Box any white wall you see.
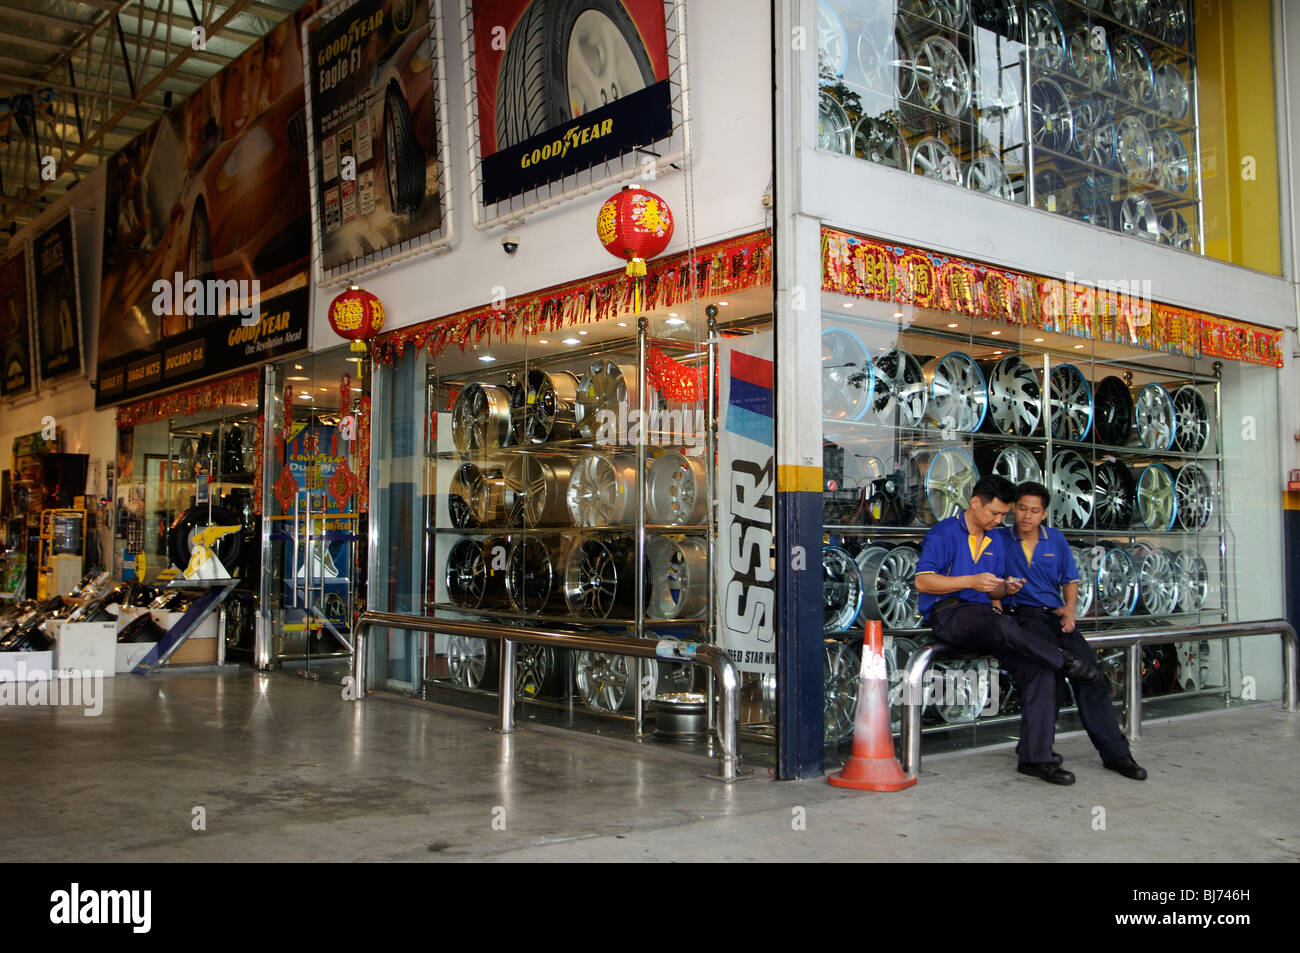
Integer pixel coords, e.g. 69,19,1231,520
308,0,774,345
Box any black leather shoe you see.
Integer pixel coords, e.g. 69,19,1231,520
1017,761,1076,785
1104,755,1148,780
1060,650,1101,684
1015,747,1063,764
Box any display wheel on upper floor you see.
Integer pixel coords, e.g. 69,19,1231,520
981,355,1041,436
1136,462,1178,531
1048,363,1093,441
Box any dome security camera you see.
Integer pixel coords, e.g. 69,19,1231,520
501,235,519,255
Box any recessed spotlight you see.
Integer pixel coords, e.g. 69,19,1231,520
893,311,904,318
538,339,549,344
947,323,959,328
478,355,496,362
1074,344,1085,349
578,329,588,335
350,387,361,392
842,302,853,308
991,330,1002,336
239,402,248,406
719,300,729,306
299,392,311,398
665,317,686,326
288,375,308,381
563,338,580,345
1034,337,1044,343
668,312,678,318
294,364,303,370
616,322,627,328
993,351,1002,355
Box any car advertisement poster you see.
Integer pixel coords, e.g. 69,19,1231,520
0,247,34,398
33,215,83,384
96,3,319,408
306,0,446,274
717,332,776,676
473,0,674,205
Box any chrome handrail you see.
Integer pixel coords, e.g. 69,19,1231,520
353,611,747,782
900,618,1298,776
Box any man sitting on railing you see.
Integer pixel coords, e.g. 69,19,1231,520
1000,481,1148,782
914,475,1101,786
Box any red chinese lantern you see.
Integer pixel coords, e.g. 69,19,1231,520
597,185,674,277
327,284,385,353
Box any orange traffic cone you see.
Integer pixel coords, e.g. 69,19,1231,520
828,619,917,791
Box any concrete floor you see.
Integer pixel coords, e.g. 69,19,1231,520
2,668,1296,862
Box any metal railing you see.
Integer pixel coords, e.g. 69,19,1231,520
353,611,747,781
900,619,1298,776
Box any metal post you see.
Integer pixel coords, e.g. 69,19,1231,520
635,316,648,736
496,636,516,733
1284,629,1297,713
706,310,718,736
352,628,367,700
1124,641,1143,741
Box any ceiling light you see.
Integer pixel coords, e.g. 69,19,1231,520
991,330,1001,336
668,312,678,317
288,375,308,381
1074,344,1085,349
947,323,959,328
294,364,303,370
350,387,361,392
478,355,496,362
319,387,327,392
842,302,853,308
538,339,548,344
665,317,686,326
719,300,729,306
993,351,1002,355
893,311,904,318
1034,337,1044,343
563,338,580,345
616,322,627,327
578,329,588,335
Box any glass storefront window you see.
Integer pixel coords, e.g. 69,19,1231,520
816,1,1282,271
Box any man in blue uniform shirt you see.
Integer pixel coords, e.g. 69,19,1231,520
1001,481,1148,781
915,475,1101,785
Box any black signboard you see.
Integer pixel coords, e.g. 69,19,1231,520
33,215,83,383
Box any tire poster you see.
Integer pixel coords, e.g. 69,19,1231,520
473,0,673,205
717,332,776,675
0,247,34,398
96,3,319,408
307,0,445,273
33,215,83,384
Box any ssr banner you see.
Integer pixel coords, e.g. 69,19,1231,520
306,0,446,274
473,0,673,205
717,332,775,675
33,214,83,383
0,247,34,398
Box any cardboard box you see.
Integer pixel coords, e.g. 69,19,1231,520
51,621,118,677
115,642,155,673
0,650,53,681
167,637,217,665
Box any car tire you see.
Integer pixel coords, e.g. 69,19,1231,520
384,82,425,213
168,504,244,574
495,0,656,150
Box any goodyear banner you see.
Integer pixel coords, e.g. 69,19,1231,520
717,331,775,675
33,215,83,383
306,0,446,274
0,247,34,398
472,0,673,205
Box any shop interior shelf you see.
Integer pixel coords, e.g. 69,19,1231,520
430,524,709,535
1049,0,1195,57
1032,146,1198,208
425,603,706,628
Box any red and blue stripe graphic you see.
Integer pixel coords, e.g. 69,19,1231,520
726,350,774,446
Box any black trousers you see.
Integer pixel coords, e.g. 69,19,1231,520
930,602,1064,764
1008,606,1132,763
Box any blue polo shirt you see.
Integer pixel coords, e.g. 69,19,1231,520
915,512,1008,619
998,525,1079,608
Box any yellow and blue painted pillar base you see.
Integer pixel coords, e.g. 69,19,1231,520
776,463,825,779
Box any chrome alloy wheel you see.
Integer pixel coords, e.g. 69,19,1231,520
505,536,554,614
966,153,1016,200
1153,130,1189,193
1026,3,1068,72
1174,463,1213,530
575,360,639,441
871,348,928,427
1093,459,1136,530
1173,549,1208,612
1048,363,1094,441
986,445,1043,486
1072,546,1096,616
823,640,861,743
928,656,991,723
918,446,979,525
982,355,1041,435
1154,62,1189,119
447,635,490,689
1073,98,1117,167
817,90,852,155
855,20,916,100
646,451,707,525
575,651,634,713
448,462,505,528
1130,543,1179,615
914,35,972,117
1120,193,1160,241
1068,24,1114,89
1030,78,1074,154
445,537,491,609
856,544,921,630
1113,34,1155,106
822,545,864,633
910,135,962,184
816,0,847,76
1134,382,1176,449
450,382,512,453
566,452,637,527
1050,450,1094,530
822,326,876,420
509,369,580,445
1171,385,1210,452
1151,0,1188,45
1137,462,1178,531
1115,116,1154,181
1159,210,1193,249
1093,376,1134,445
1110,0,1149,28
1096,545,1141,616
1034,168,1071,215
563,536,634,619
515,643,556,698
854,116,908,169
503,453,572,527
926,352,988,433
913,0,969,30
646,535,708,620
